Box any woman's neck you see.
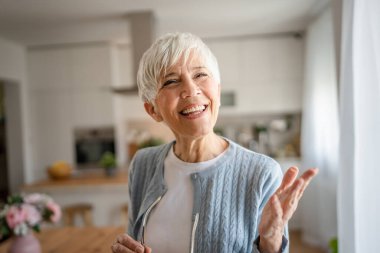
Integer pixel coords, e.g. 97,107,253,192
173,133,228,163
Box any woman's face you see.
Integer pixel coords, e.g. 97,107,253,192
145,52,221,140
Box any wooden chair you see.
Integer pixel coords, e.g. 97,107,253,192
63,203,94,227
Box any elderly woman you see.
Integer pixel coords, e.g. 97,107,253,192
112,33,317,253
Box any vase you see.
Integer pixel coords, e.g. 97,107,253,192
8,233,41,253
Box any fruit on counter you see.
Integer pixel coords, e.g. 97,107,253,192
47,161,73,180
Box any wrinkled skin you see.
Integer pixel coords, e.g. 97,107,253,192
258,167,318,253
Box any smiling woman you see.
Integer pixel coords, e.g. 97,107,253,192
145,54,221,148
110,32,318,253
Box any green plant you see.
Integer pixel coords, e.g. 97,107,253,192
100,152,116,168
329,237,338,253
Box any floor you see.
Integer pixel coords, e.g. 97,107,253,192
290,230,327,253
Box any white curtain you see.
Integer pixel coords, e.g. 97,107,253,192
300,7,339,248
338,0,380,252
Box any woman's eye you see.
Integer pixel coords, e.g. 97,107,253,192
194,72,208,79
162,79,178,87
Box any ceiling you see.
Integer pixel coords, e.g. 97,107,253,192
0,0,329,46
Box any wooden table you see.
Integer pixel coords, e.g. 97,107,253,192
0,226,125,253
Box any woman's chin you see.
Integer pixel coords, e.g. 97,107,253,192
177,128,216,140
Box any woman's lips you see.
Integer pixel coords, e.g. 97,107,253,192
180,104,208,116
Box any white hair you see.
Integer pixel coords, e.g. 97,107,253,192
137,32,221,104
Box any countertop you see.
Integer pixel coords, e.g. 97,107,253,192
22,169,128,190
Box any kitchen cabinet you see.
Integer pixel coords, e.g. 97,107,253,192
207,40,240,91
27,43,114,181
110,43,134,89
207,35,304,115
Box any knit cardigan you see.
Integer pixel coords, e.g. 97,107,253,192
127,140,289,253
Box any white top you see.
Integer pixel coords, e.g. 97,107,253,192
145,146,226,253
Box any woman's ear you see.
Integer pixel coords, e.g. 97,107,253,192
144,102,163,122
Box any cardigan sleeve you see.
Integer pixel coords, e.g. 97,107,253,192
253,235,288,253
127,157,136,236
252,158,289,253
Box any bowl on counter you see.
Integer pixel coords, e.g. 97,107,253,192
47,161,73,180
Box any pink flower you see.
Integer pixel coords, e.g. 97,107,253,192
24,193,49,204
6,206,27,229
22,204,41,226
46,201,61,223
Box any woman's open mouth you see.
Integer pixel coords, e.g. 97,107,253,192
180,104,208,116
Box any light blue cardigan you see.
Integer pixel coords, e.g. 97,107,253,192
127,139,288,253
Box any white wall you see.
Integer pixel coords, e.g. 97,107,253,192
0,38,27,81
0,37,32,192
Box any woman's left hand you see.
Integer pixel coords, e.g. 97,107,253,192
258,167,318,253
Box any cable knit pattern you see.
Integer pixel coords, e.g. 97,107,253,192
128,139,289,253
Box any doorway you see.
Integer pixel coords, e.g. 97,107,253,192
0,79,25,203
0,81,8,202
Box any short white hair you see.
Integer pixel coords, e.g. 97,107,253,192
137,32,221,104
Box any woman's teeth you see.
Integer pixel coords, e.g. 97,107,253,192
181,105,206,115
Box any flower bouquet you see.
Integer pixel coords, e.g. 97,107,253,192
0,193,61,239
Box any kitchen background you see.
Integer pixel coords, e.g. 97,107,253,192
0,0,339,251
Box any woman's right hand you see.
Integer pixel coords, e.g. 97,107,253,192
111,234,152,253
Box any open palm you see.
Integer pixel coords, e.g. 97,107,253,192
258,167,318,251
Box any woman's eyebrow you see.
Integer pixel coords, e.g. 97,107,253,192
163,66,206,79
191,66,206,70
162,72,177,79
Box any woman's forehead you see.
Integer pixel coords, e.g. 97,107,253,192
162,52,206,75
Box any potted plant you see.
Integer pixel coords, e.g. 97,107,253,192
0,193,61,253
100,151,117,176
329,237,338,253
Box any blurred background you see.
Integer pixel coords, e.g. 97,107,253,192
0,0,347,252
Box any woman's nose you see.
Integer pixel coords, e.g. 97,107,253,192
180,77,201,98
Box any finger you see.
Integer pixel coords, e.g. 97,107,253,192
271,194,283,219
277,167,299,193
283,178,304,221
300,168,319,182
145,246,152,253
112,242,144,253
297,168,319,199
116,234,145,253
111,243,134,253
